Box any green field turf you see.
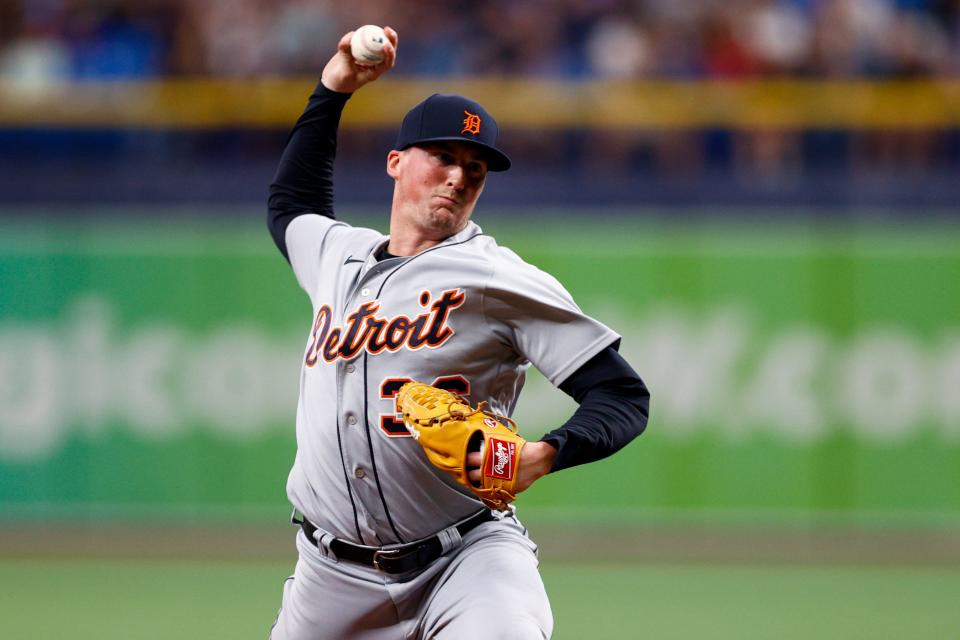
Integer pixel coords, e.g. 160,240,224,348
2,558,957,639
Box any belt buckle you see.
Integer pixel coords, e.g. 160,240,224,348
371,548,401,572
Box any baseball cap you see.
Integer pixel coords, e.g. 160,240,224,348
394,94,511,172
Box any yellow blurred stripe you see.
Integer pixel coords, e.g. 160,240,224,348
1,77,959,129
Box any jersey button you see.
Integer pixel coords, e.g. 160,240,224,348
346,363,355,373
347,416,358,426
361,288,370,296
354,468,366,479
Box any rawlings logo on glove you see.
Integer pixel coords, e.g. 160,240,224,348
395,381,526,511
487,438,516,480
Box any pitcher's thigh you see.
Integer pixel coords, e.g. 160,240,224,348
419,531,553,639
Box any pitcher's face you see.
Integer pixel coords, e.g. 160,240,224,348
387,142,488,240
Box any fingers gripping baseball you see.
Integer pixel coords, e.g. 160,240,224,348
321,26,398,94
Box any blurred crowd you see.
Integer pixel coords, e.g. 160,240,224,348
1,0,959,80
1,0,957,195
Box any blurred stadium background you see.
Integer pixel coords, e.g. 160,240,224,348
1,1,959,638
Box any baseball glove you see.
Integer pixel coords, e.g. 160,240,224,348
396,381,527,511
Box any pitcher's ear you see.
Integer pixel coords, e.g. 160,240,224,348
386,149,402,178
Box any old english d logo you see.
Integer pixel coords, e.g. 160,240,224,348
461,110,481,135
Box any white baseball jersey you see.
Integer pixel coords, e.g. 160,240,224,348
284,213,619,545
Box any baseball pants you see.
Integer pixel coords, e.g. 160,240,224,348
269,514,553,639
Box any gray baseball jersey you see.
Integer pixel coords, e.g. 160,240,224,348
284,213,619,545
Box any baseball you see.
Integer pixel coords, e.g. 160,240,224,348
350,25,387,65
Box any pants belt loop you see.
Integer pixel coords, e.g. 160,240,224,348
314,530,338,562
294,510,339,563
437,523,463,554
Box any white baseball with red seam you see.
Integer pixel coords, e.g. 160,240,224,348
350,25,387,65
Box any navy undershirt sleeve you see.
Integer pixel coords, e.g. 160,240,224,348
540,344,650,472
267,82,351,260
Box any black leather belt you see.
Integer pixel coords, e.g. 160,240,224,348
296,509,495,574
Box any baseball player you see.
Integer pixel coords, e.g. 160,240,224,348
266,27,649,640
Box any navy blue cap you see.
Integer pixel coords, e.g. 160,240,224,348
394,94,511,172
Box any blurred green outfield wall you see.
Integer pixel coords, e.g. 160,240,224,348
1,214,958,525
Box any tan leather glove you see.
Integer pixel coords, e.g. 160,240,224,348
396,381,527,511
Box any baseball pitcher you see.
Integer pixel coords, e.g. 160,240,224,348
266,26,649,640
